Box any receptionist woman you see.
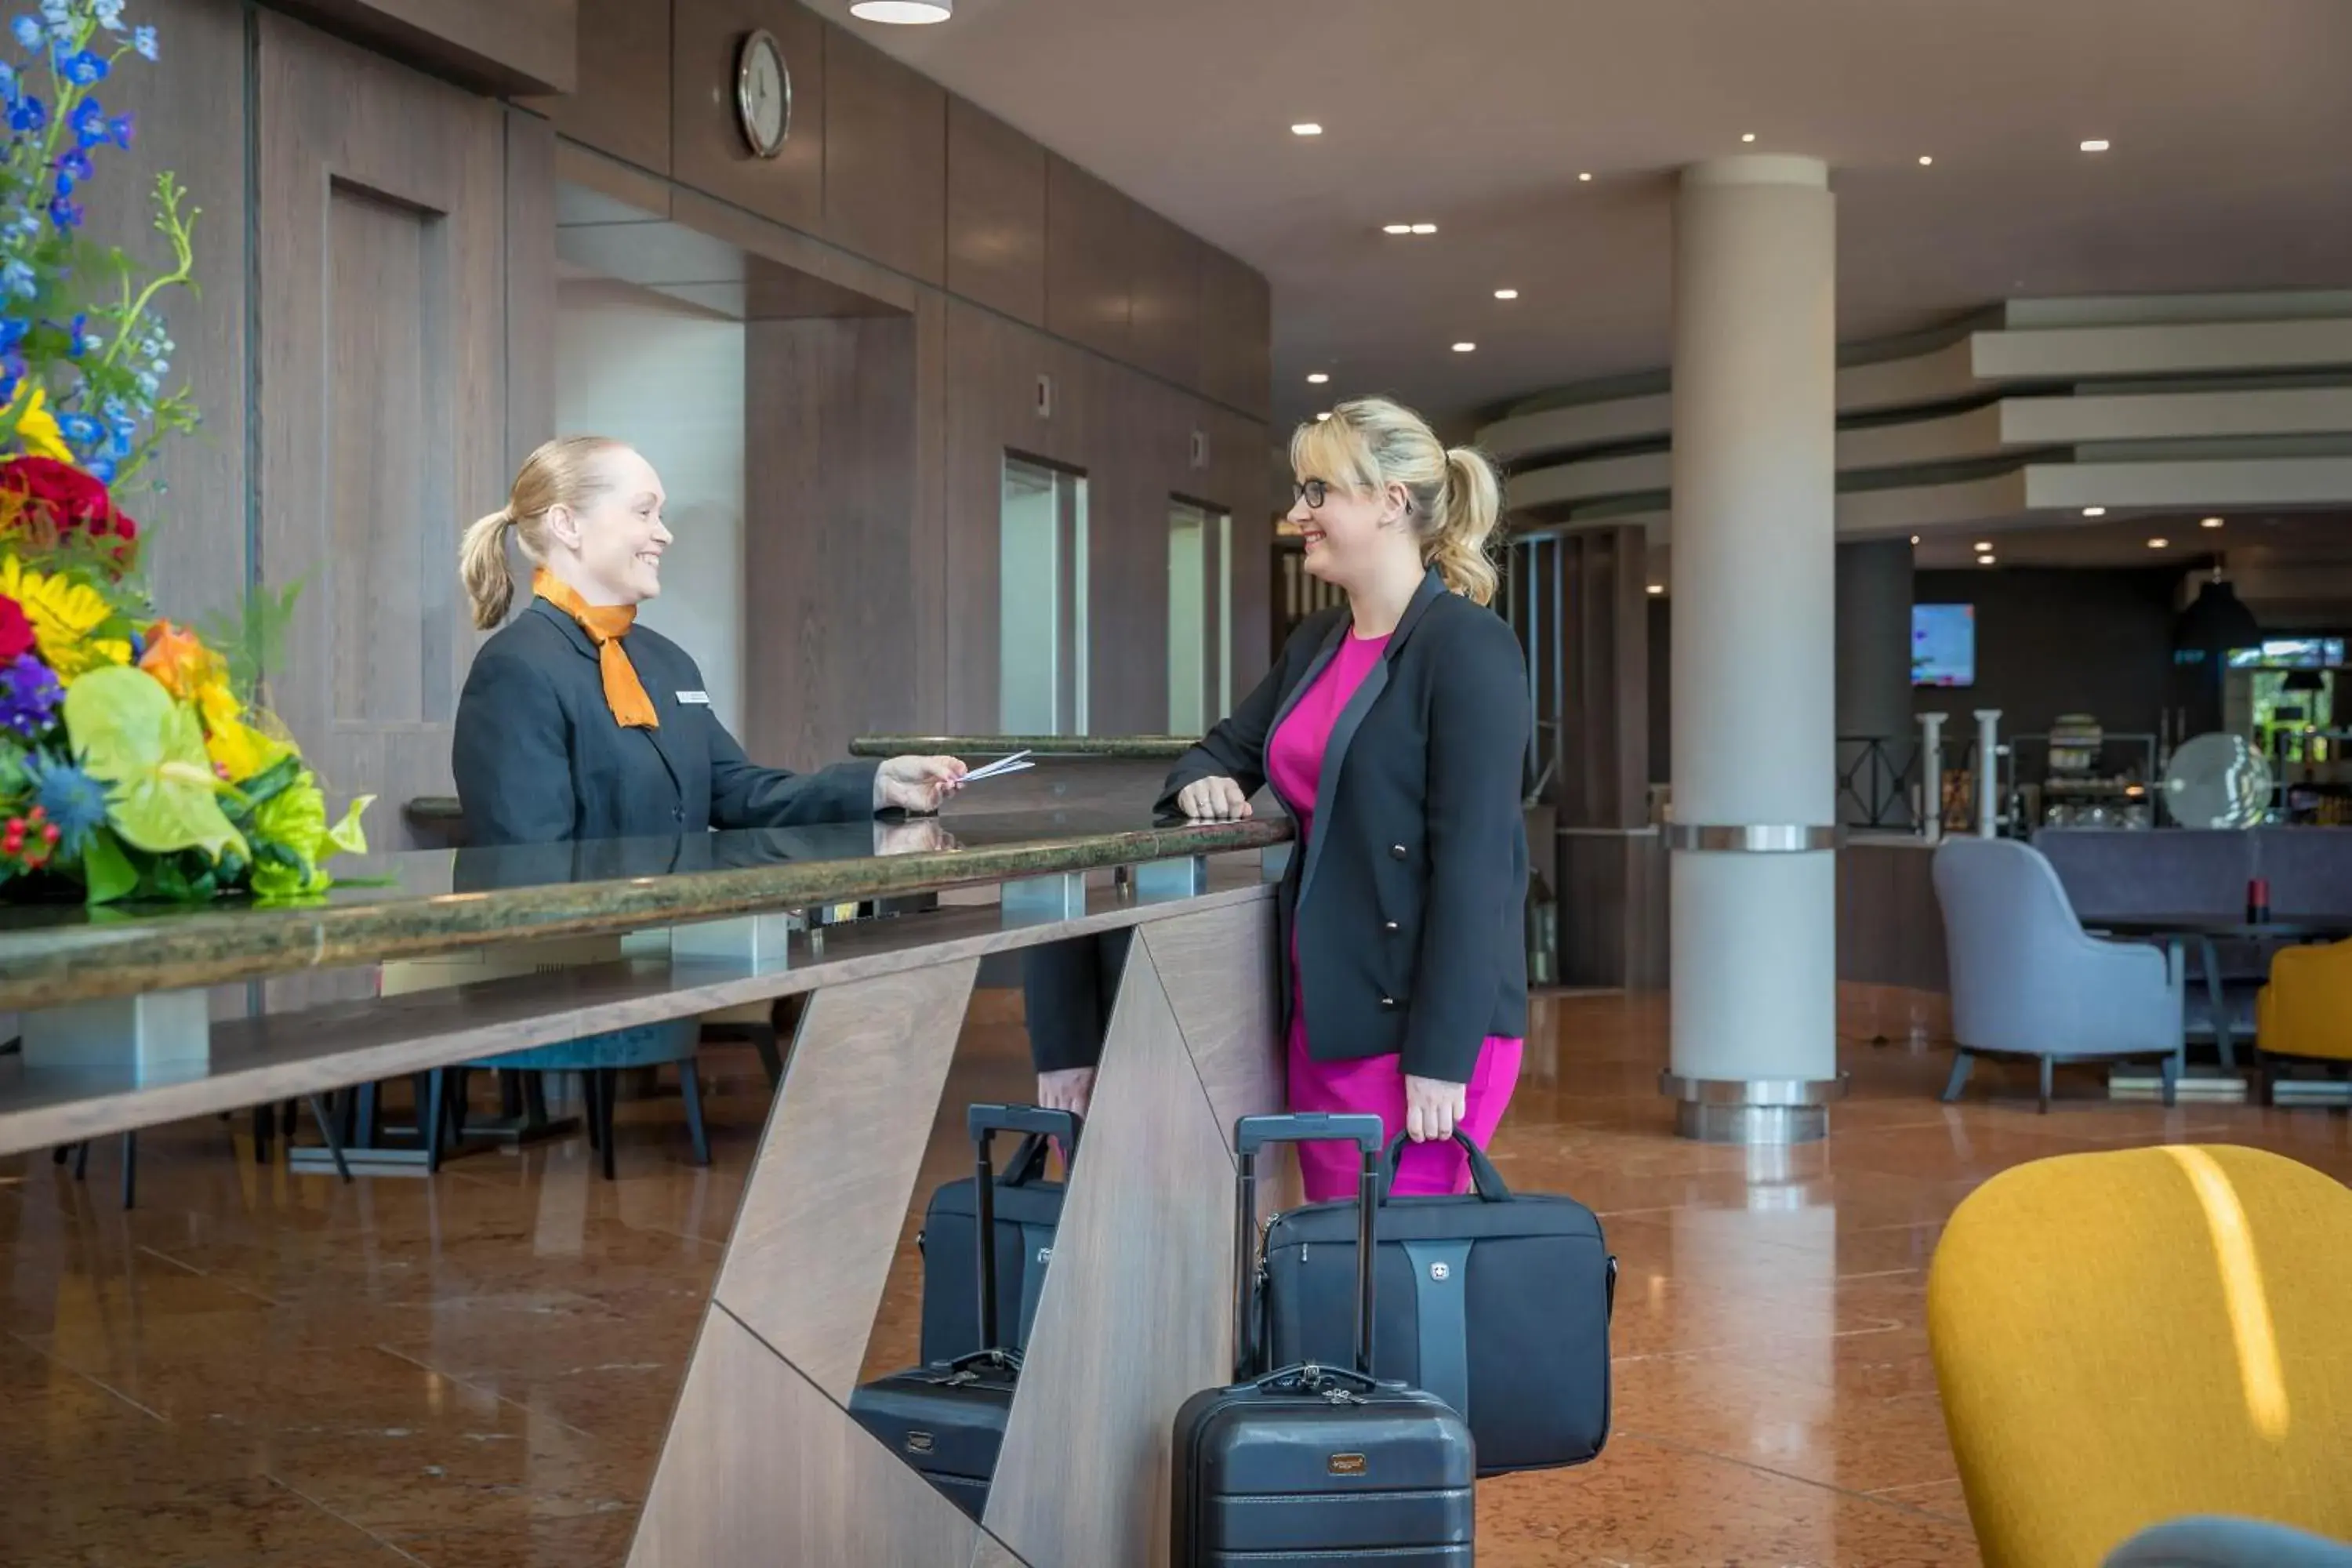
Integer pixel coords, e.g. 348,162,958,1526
452,435,964,843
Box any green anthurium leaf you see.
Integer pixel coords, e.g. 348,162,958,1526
252,773,326,862
324,794,373,858
249,852,318,901
80,828,140,906
61,666,249,863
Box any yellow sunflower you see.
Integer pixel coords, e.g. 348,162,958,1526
0,554,131,679
2,386,74,463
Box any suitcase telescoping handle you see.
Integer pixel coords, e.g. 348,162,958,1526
967,1104,1083,1359
1231,1113,1385,1385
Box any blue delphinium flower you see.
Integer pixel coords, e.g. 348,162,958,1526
0,318,26,354
132,25,155,60
38,0,71,27
9,93,45,134
1,259,34,299
54,408,100,447
10,17,43,52
69,96,105,147
0,61,16,102
60,49,105,87
94,0,127,29
82,454,113,482
107,111,132,148
0,654,63,739
46,194,80,230
24,753,110,857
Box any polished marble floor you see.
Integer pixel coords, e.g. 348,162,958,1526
2,985,2347,1567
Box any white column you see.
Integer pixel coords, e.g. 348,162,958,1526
1667,155,1842,1144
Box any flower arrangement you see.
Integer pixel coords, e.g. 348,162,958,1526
0,0,368,905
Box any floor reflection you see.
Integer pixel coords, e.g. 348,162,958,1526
0,985,2346,1565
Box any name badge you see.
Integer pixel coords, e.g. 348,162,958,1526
677,691,711,706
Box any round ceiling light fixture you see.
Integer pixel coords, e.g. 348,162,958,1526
1451,342,1476,354
2080,139,2111,153
1306,372,1330,384
1494,289,1519,300
2201,516,2226,529
1290,122,1323,136
2082,506,2107,517
850,0,951,20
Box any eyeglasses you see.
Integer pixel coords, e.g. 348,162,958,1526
1292,478,1330,510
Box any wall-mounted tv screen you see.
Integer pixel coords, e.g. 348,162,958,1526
2225,638,2346,670
1912,603,1976,688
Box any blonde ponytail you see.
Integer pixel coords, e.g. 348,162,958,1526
1430,445,1501,605
460,507,519,630
1289,396,1505,604
461,435,631,630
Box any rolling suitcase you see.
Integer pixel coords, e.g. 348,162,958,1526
1172,1113,1476,1566
915,1106,1081,1363
849,1103,1054,1519
1259,1130,1615,1474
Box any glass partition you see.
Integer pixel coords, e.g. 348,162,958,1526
1000,458,1090,734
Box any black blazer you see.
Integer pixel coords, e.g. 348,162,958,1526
451,597,880,846
1159,570,1531,1086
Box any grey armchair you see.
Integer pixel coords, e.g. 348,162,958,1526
1930,837,2186,1112
2105,1517,2352,1568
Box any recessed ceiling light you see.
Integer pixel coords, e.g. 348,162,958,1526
1974,540,1993,552
849,0,951,20
2082,506,2107,517
1316,412,1330,422
1918,155,1934,166
1977,554,1998,566
2080,139,2111,153
1646,584,1664,595
1577,172,1592,182
1910,535,1922,545
1494,289,1519,300
1451,342,1477,354
2201,516,2226,529
1290,123,1323,136
1740,132,1757,143
2148,537,2170,549
1410,223,1438,235
1306,372,1330,384
1382,223,1412,235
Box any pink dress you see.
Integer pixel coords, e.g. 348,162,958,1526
1267,630,1524,1204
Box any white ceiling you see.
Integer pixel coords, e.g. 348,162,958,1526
815,0,2352,430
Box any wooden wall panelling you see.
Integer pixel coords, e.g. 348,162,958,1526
946,96,1046,327
743,314,922,770
670,186,917,313
1127,206,1203,390
267,0,577,95
983,938,1250,1568
254,12,506,852
821,20,947,286
1198,244,1271,420
1558,527,1650,829
1044,155,1131,362
628,1307,984,1566
672,0,825,234
910,288,952,736
504,107,559,474
1136,901,1280,1151
1087,361,1177,735
518,0,671,173
707,959,976,1398
1210,406,1275,686
91,0,248,635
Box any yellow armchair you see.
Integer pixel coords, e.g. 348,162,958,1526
2257,938,2352,1090
1928,1145,2352,1568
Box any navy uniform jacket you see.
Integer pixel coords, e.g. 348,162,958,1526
451,597,880,846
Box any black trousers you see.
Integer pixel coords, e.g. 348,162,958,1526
1022,930,1134,1074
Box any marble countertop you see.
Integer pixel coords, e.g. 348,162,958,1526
845,735,1202,759
0,809,1290,1011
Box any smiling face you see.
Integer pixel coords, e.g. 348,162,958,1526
1287,417,1417,594
554,445,671,607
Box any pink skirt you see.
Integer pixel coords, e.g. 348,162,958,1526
1285,1012,1523,1204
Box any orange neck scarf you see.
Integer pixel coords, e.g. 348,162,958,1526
533,568,659,730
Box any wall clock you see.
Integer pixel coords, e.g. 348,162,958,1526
735,30,791,159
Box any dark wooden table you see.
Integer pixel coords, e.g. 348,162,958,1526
2078,913,2352,1066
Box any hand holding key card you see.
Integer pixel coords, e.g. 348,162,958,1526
958,750,1035,784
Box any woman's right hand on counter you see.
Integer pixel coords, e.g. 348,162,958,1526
1175,776,1252,821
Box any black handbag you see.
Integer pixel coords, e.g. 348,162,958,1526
916,1105,1081,1363
851,1104,1065,1518
1258,1131,1616,1475
1172,1112,1475,1565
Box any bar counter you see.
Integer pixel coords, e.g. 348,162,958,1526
0,805,1296,1567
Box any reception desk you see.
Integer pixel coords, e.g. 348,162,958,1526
0,808,1294,1568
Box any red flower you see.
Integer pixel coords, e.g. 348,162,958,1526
0,594,30,662
1,457,137,540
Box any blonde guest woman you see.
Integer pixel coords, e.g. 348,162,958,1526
453,436,964,845
1157,397,1530,1203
